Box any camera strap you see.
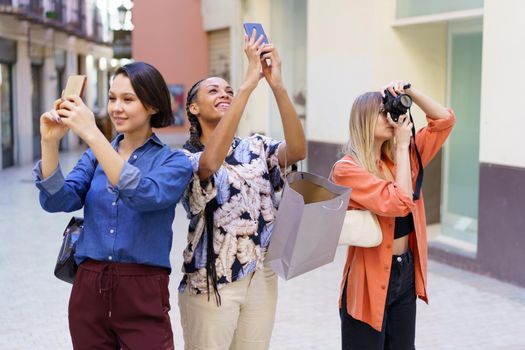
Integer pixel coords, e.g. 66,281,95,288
408,108,424,200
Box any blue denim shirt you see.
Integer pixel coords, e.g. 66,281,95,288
33,134,192,272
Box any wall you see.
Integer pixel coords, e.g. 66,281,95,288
132,0,208,94
479,0,525,168
474,0,525,286
306,0,447,146
237,0,272,137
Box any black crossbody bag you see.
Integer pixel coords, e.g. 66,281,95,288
54,216,84,283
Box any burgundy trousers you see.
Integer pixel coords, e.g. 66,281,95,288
68,259,174,350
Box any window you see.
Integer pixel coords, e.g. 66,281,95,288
396,0,483,19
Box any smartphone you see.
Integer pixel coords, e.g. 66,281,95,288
243,22,269,46
63,75,86,98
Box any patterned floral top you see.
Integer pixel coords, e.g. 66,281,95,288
179,134,285,294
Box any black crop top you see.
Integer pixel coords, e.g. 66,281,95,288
394,213,414,239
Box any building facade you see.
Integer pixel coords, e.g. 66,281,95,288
131,0,525,287
131,0,208,146
0,0,113,170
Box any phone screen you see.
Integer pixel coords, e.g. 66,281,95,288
243,22,269,45
63,75,87,98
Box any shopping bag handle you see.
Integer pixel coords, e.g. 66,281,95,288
322,199,345,211
283,144,303,180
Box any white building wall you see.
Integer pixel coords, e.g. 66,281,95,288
201,0,234,31
479,0,525,168
306,0,447,145
237,0,272,137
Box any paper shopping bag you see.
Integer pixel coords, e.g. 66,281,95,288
266,171,351,280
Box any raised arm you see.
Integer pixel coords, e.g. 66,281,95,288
382,81,455,168
36,99,94,213
40,99,69,179
260,46,307,167
406,86,450,119
382,80,450,119
198,32,265,180
57,95,125,186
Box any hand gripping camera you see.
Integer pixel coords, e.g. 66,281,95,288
382,83,412,122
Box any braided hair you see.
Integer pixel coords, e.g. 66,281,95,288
183,78,222,306
183,79,205,153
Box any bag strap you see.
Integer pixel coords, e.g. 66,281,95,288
284,143,288,179
329,159,354,181
408,109,424,200
283,143,301,180
331,118,423,202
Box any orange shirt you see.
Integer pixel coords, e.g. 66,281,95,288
332,110,455,331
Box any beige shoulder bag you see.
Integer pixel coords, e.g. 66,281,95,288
330,159,383,247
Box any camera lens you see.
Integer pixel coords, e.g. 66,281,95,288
399,94,412,108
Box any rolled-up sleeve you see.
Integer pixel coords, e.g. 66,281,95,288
33,150,97,213
415,109,456,168
113,162,141,194
182,151,220,216
33,161,65,196
332,159,415,217
110,150,193,212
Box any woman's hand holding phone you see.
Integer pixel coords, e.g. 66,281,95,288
57,95,100,143
241,30,266,91
40,98,70,144
261,45,283,91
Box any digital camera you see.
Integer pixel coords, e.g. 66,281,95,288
382,84,412,122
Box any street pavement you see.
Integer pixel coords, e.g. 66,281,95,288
1,149,524,349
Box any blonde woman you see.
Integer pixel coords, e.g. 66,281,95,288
332,81,455,349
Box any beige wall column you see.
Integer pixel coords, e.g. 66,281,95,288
238,0,271,137
42,34,57,118
306,0,376,144
83,53,95,112
229,0,243,101
65,37,80,149
14,39,32,164
479,0,525,168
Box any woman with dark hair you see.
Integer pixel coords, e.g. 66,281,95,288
178,32,306,349
332,81,455,349
33,61,192,349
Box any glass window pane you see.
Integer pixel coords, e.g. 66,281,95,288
442,31,482,244
397,0,484,18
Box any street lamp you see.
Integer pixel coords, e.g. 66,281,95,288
117,4,128,29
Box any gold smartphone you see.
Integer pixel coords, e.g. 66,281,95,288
63,75,87,98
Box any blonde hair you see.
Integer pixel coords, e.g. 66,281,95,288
344,92,395,178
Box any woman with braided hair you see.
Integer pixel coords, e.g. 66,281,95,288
178,31,306,349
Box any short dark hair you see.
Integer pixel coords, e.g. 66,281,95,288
114,62,173,128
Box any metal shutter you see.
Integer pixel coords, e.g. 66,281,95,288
208,29,230,81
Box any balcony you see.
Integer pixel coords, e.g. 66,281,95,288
45,0,66,26
66,0,87,37
0,0,15,12
0,0,46,25
16,0,44,21
0,0,109,45
91,5,104,43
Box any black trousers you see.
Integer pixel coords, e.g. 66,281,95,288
340,250,416,350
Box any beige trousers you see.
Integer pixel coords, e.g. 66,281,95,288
178,266,278,350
